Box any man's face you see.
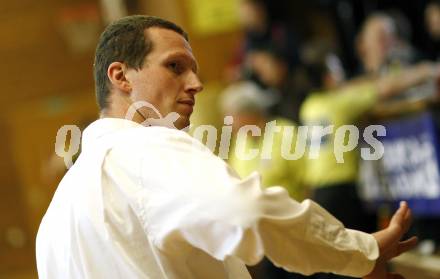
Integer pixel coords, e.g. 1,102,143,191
359,18,394,73
238,1,267,32
426,4,440,40
248,51,287,87
125,27,203,129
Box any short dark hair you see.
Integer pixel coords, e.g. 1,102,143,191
93,15,188,110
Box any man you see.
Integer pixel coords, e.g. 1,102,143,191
424,1,440,60
36,15,416,279
356,12,419,76
300,44,439,278
301,46,438,230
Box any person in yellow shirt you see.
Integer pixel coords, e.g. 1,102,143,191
221,81,306,202
298,44,438,279
300,47,439,233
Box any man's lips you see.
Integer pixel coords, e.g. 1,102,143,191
177,99,195,114
177,99,195,106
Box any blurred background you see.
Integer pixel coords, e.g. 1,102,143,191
1,0,440,278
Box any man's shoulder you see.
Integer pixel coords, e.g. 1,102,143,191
117,126,202,147
107,125,211,160
81,119,214,163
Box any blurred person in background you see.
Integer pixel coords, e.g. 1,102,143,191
424,0,440,61
225,0,301,82
300,43,438,278
246,46,309,123
356,12,438,102
225,0,308,125
221,80,308,279
356,12,419,76
222,80,307,203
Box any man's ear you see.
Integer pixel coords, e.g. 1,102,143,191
107,62,131,93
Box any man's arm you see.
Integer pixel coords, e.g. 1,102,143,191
376,63,439,99
119,128,380,277
340,62,439,100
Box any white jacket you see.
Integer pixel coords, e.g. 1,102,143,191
36,118,378,279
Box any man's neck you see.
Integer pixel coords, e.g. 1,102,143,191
100,92,145,124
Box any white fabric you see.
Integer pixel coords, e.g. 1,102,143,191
36,118,379,279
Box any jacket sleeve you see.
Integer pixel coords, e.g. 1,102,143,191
125,128,378,277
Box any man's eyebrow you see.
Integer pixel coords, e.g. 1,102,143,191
163,52,199,73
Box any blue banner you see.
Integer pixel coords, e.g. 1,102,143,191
359,112,440,216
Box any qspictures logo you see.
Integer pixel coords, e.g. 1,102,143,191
54,101,386,168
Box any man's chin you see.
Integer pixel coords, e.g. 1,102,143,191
174,115,191,130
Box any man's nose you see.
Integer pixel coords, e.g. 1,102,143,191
185,72,204,94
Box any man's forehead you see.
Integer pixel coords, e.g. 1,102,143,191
144,27,197,67
145,27,192,51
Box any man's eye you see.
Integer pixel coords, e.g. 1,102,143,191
168,62,183,74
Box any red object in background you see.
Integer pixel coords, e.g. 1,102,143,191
57,3,101,53
59,3,100,23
